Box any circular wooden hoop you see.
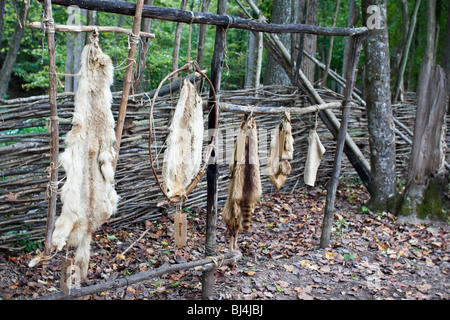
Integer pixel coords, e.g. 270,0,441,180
148,61,218,206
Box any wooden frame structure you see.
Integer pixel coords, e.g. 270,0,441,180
34,0,368,300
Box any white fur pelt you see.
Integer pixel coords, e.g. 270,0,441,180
162,79,204,198
51,39,118,279
266,113,294,190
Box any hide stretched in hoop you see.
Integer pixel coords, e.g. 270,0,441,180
161,79,204,199
51,38,119,279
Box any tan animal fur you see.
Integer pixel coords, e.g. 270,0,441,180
162,79,204,198
222,115,262,251
266,113,294,190
51,39,118,279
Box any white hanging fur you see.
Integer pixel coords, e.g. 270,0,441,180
266,113,294,190
304,129,325,186
162,79,204,198
51,39,119,279
222,115,262,251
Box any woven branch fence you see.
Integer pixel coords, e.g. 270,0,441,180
0,85,444,250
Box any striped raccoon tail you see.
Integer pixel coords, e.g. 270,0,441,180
241,204,253,232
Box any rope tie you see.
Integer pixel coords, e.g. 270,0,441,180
208,253,225,268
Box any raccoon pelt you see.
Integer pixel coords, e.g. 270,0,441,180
161,79,204,198
266,113,294,190
222,115,262,251
51,39,119,279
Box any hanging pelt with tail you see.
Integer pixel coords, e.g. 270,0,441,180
266,113,294,190
161,79,204,198
222,115,262,251
51,36,119,279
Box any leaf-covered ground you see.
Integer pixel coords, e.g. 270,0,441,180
1,183,449,300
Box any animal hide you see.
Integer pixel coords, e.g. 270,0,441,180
162,79,204,198
266,113,294,190
51,39,118,279
304,129,325,187
222,115,262,251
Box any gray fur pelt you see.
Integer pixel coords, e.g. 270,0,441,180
51,39,119,279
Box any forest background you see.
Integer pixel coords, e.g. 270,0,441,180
0,0,449,100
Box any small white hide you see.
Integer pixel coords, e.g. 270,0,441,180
52,40,118,279
162,79,204,198
304,129,326,187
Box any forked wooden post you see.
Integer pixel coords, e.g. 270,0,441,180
319,34,365,248
113,0,145,171
202,0,227,300
43,0,59,258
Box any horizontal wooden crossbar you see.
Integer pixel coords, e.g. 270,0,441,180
48,0,368,37
28,21,155,38
36,250,242,300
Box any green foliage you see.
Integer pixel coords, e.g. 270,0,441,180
0,0,448,98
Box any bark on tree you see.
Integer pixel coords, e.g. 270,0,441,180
298,0,318,83
362,0,397,212
263,0,293,85
425,0,437,65
244,31,256,88
0,1,29,98
442,3,450,110
394,62,448,222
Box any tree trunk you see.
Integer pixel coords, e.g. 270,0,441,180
263,0,292,85
244,31,256,88
196,0,211,69
0,0,6,52
393,0,420,102
172,0,189,71
298,0,318,83
425,0,436,65
362,0,397,212
0,2,29,98
320,0,340,88
395,62,448,222
133,0,154,93
442,3,450,113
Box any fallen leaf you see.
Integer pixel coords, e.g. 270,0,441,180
283,264,294,272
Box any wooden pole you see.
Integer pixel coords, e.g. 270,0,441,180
319,34,364,248
43,0,59,258
37,251,241,300
219,101,342,114
113,0,145,171
28,21,155,38
202,0,227,300
49,0,368,36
